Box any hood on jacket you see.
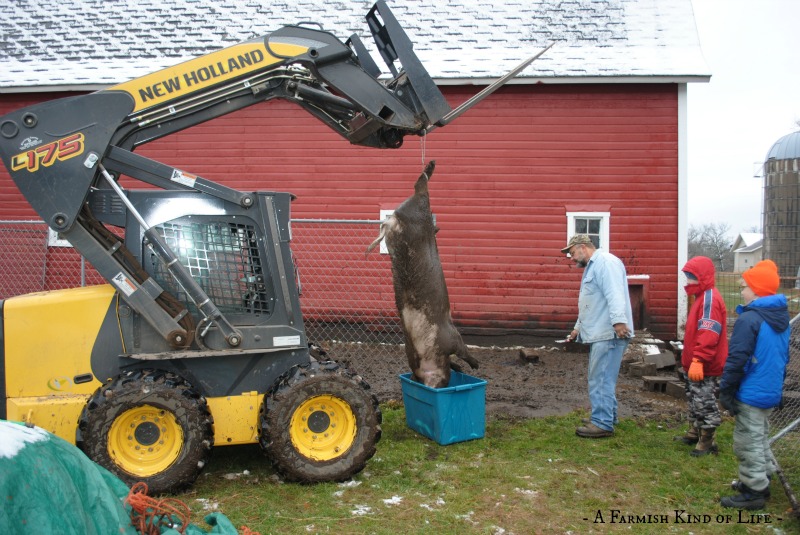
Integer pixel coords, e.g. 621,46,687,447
682,256,716,292
737,294,790,333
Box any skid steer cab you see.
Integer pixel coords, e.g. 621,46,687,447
0,1,548,493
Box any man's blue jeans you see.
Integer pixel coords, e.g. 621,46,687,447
587,337,629,431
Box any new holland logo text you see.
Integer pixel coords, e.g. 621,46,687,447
11,133,85,173
138,49,266,103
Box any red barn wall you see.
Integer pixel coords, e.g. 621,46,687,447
0,83,679,340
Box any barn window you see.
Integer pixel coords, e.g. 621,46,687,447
566,211,610,250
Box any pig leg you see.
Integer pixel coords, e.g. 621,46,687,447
365,219,390,256
456,347,479,369
449,359,464,373
438,323,479,370
447,349,478,373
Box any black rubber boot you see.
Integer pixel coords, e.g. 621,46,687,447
674,425,699,445
690,428,718,457
731,479,771,499
721,483,769,510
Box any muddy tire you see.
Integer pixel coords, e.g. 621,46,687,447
260,360,382,482
77,369,213,495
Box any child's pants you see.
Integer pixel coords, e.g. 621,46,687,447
733,401,776,492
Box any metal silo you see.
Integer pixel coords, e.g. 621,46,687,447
763,131,800,288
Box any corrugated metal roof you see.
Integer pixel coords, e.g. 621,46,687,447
766,131,800,161
0,0,709,90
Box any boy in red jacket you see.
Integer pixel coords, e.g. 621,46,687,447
675,256,728,456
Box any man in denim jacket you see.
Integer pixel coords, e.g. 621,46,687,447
562,234,634,438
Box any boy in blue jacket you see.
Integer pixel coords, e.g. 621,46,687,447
719,260,790,510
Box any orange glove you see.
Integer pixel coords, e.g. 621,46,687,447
688,359,704,382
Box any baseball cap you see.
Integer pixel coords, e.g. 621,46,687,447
560,234,593,254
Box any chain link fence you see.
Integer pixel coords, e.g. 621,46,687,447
289,219,407,401
0,219,409,401
769,314,800,513
716,271,800,320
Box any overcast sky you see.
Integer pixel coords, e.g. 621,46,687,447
687,0,800,236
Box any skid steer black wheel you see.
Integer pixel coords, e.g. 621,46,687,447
260,360,382,482
77,369,214,495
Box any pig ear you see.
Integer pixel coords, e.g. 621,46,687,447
414,160,435,194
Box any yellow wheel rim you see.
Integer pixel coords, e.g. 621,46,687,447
289,395,357,461
107,405,183,476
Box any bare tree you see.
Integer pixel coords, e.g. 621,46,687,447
688,222,734,272
688,225,704,259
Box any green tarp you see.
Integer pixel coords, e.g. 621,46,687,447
0,420,238,535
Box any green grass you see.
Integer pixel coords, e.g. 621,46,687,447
179,408,799,534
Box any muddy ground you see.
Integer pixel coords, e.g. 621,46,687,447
331,333,688,422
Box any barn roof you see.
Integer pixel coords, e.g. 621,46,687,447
731,233,763,252
0,0,710,91
733,239,763,254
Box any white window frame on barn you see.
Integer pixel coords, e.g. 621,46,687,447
566,211,610,251
377,209,394,254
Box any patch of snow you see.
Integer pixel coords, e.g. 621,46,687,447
0,422,49,459
351,505,373,516
383,495,403,506
643,344,661,355
195,498,219,511
456,511,479,525
420,497,446,510
514,487,539,498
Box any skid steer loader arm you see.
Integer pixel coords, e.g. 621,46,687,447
0,1,549,350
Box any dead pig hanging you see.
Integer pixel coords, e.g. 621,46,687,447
366,161,478,388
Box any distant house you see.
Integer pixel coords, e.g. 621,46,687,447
731,233,763,273
0,0,710,341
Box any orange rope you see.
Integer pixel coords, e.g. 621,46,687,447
240,527,262,535
125,482,191,535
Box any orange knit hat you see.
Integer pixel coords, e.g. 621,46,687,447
742,260,780,297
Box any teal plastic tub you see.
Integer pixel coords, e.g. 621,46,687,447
399,371,487,445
